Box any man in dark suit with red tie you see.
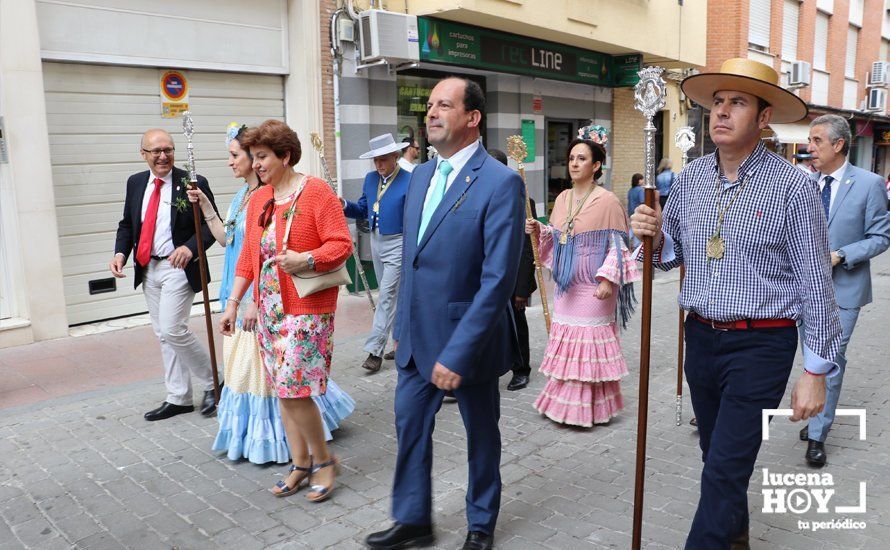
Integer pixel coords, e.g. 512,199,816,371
108,129,220,421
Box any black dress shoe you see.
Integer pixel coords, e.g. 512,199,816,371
462,531,493,550
384,350,396,361
507,373,529,391
365,523,434,549
800,426,809,441
730,528,750,550
201,384,222,416
443,390,457,403
144,402,194,421
689,416,698,427
806,440,827,467
362,353,383,373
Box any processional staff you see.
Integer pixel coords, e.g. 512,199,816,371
506,135,551,334
673,126,695,426
309,132,376,311
631,66,666,550
182,112,221,403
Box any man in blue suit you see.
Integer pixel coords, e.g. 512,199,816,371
799,114,890,467
365,77,525,550
343,134,412,373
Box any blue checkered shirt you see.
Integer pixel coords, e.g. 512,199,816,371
643,141,842,375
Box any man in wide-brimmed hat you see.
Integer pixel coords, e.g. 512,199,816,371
342,133,412,373
631,58,843,549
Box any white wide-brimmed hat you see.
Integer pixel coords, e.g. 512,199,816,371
359,133,409,160
681,58,808,123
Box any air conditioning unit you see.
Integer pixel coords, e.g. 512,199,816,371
358,10,420,63
868,61,889,88
866,88,887,112
788,61,811,87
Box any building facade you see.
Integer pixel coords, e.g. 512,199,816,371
704,0,890,173
0,0,328,346
332,0,706,273
0,0,707,348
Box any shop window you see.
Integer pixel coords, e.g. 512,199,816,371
545,118,594,214
396,70,486,163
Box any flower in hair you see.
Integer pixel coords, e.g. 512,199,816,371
578,123,609,146
226,122,246,146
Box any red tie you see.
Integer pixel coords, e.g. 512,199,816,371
136,178,164,266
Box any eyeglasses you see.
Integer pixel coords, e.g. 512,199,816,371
258,198,275,228
142,147,175,157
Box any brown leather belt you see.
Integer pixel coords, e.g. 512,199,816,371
689,311,797,331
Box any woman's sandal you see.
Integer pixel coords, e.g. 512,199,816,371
306,456,340,503
272,460,312,498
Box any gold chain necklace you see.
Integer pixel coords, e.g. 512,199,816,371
560,185,595,245
706,173,749,261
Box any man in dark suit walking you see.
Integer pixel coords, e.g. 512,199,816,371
108,129,219,421
366,78,525,550
487,148,537,391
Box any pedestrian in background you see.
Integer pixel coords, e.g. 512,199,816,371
342,134,411,374
655,158,675,209
220,120,353,502
488,147,537,392
527,126,639,427
797,114,890,467
627,173,644,247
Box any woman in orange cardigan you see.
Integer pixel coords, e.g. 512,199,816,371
220,120,352,502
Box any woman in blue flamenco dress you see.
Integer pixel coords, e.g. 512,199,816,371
188,123,354,464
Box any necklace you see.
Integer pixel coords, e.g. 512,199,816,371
560,185,596,244
706,173,749,260
224,183,260,245
372,166,400,214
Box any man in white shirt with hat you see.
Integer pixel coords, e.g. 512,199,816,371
343,134,413,373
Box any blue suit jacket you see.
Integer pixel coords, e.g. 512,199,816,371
343,168,411,235
816,164,890,308
393,144,526,384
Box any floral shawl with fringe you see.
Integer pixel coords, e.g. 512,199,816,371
544,187,637,328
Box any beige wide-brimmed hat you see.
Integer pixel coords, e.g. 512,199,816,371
681,58,808,123
359,133,409,159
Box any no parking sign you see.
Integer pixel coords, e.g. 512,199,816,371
160,70,189,118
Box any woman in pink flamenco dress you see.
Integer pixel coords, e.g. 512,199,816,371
526,128,640,427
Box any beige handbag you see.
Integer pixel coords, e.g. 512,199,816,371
281,178,352,298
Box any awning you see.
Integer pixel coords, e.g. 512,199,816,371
767,122,811,144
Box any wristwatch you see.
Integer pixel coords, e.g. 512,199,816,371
306,252,316,271
836,249,845,265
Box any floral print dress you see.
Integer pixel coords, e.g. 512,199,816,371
256,214,335,399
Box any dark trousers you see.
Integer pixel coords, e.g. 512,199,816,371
511,304,531,377
392,358,502,534
684,318,796,549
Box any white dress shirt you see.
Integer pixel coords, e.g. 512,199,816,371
818,161,848,212
398,156,416,173
141,170,175,257
423,140,481,210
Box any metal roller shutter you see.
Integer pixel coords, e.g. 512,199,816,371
43,62,285,324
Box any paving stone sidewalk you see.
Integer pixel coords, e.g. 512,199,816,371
2,256,889,549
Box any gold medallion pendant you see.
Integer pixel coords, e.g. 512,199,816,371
706,233,725,260
372,201,380,214
559,231,569,245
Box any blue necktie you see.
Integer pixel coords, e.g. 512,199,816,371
417,160,453,244
821,175,833,220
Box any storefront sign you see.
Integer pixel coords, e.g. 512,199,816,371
160,70,189,118
521,119,535,163
418,17,641,87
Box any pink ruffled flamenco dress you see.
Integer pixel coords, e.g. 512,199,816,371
533,189,640,427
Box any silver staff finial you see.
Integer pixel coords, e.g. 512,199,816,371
633,67,667,190
181,111,198,184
